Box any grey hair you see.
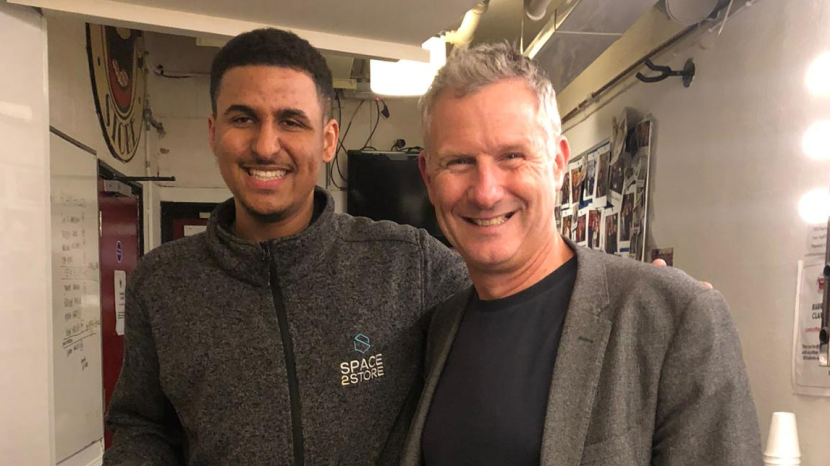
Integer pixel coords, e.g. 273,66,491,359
419,41,562,149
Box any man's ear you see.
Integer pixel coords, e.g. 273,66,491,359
418,151,435,205
208,114,217,155
554,136,571,191
322,118,340,164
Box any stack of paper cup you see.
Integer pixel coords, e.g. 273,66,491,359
763,412,801,465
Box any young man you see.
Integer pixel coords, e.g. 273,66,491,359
103,29,469,465
402,43,762,466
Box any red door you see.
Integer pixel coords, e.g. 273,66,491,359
98,179,140,448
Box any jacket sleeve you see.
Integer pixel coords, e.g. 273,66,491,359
103,286,184,466
419,231,470,312
652,289,763,466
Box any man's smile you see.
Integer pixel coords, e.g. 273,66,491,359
463,212,516,227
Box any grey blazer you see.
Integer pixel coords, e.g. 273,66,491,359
401,244,762,466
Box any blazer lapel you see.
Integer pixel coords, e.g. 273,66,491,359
541,243,613,466
400,289,473,466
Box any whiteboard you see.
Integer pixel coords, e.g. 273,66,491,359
50,133,104,462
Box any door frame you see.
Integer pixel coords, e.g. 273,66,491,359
98,161,145,257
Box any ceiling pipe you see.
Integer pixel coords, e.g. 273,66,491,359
524,0,555,21
523,0,583,58
445,0,490,49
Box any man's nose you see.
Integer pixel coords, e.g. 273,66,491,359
468,162,504,208
251,122,282,159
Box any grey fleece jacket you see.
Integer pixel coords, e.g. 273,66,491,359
104,188,470,466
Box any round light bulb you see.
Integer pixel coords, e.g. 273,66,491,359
802,120,830,160
806,53,830,97
799,188,830,224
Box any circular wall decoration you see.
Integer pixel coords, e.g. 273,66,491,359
87,24,146,163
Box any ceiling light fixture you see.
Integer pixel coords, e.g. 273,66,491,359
369,36,446,97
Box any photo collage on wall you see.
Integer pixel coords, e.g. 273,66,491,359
557,114,652,261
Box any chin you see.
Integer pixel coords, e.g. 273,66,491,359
241,200,290,223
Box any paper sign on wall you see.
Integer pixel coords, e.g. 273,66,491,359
792,259,830,396
184,225,207,237
114,270,126,336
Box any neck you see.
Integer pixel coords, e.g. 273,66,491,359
470,234,573,300
231,200,315,244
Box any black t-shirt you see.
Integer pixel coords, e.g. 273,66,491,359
422,257,578,466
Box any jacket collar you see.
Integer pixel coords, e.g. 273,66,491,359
205,187,338,287
402,240,614,466
539,239,613,466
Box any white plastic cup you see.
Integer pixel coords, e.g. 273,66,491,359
763,455,800,466
763,412,801,462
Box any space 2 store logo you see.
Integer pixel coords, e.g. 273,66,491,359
340,334,385,386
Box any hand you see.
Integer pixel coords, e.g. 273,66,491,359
651,259,713,289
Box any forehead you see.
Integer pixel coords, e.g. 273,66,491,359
216,65,322,114
428,79,544,153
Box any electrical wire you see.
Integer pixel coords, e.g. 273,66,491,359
328,91,344,189
332,99,365,188
360,99,382,150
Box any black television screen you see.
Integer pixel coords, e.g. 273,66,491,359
347,150,447,245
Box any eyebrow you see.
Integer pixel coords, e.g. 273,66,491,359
223,104,256,117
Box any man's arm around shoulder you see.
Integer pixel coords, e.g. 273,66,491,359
652,288,763,465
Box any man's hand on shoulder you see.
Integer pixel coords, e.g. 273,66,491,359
651,258,713,290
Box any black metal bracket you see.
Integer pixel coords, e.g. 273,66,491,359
636,59,696,88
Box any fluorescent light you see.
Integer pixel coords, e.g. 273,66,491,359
370,37,446,97
802,120,830,160
807,53,830,97
799,188,830,224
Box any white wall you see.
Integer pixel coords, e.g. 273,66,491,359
561,1,830,463
0,3,54,465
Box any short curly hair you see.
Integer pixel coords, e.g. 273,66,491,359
209,28,334,118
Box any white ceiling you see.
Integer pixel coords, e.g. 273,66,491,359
109,0,479,45
12,0,480,61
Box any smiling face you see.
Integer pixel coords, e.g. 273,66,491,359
420,79,571,294
208,65,337,241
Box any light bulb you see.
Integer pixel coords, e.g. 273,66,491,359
799,188,830,224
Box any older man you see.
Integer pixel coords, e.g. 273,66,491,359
401,43,762,466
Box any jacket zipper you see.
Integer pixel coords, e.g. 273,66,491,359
265,244,304,466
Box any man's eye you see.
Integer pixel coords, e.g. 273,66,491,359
505,153,524,160
231,116,253,124
282,120,304,129
447,158,473,167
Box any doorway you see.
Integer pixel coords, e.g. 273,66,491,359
98,162,143,449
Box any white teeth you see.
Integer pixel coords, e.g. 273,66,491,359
248,168,287,180
471,215,509,226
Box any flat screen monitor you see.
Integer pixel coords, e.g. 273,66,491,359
346,150,447,246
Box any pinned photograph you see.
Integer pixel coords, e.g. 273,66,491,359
595,144,610,206
588,209,601,249
560,214,573,240
559,171,571,213
603,212,618,254
618,184,636,252
584,153,597,202
609,157,625,203
575,212,588,246
629,120,651,156
569,160,583,207
651,248,674,267
611,112,628,165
